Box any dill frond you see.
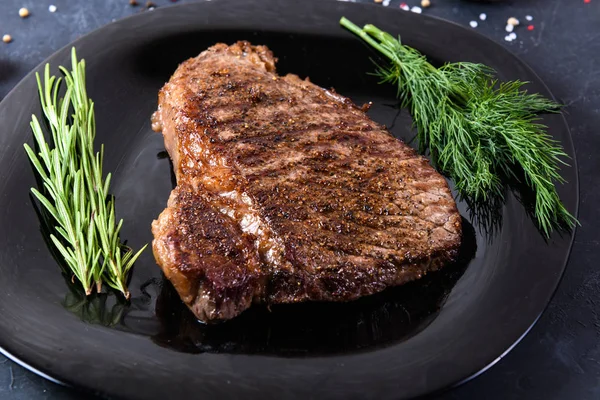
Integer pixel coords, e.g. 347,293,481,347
340,18,576,236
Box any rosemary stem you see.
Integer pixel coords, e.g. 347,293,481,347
25,47,146,297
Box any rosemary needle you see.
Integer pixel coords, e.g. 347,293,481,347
24,48,146,298
340,18,577,236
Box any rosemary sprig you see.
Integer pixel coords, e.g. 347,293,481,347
340,18,577,236
24,48,147,298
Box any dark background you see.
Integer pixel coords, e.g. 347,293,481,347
0,0,598,399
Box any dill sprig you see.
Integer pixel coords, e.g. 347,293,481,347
24,48,147,298
340,18,577,236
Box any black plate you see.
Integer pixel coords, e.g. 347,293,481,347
0,1,578,399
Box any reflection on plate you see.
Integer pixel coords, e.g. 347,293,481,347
64,218,475,357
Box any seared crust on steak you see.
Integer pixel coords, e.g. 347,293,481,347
151,41,462,322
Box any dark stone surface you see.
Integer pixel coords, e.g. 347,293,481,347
0,0,598,398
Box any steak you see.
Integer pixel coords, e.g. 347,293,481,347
151,41,462,322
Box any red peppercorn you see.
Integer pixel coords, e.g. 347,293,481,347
527,25,535,31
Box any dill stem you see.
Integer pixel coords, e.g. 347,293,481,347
340,17,393,60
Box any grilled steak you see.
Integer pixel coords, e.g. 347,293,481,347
151,41,462,322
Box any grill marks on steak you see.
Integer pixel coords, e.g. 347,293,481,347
151,41,462,322
152,185,263,321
